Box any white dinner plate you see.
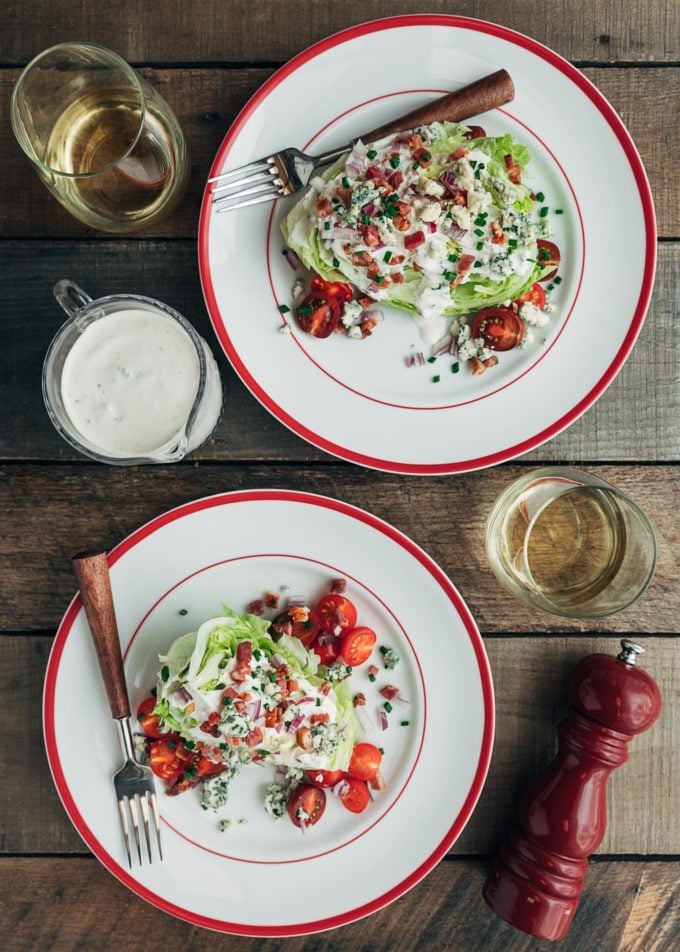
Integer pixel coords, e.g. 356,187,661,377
44,490,493,935
198,15,655,474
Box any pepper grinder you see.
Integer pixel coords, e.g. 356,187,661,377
483,639,662,941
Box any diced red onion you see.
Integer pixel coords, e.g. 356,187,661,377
332,779,351,798
354,705,376,738
286,595,306,607
395,693,411,705
405,350,426,368
246,699,262,721
367,784,375,802
375,241,385,249
368,282,381,294
288,714,305,732
297,696,315,704
449,337,459,356
362,309,384,324
431,334,452,357
444,223,468,239
253,758,266,767
274,722,283,733
275,766,287,784
439,170,459,194
317,632,335,646
379,710,389,731
283,249,301,271
361,201,376,217
171,685,193,706
426,221,437,234
271,654,286,668
299,817,307,835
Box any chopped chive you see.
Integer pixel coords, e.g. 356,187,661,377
379,747,385,755
383,250,392,263
341,176,349,188
469,160,477,168
451,362,460,374
427,356,436,364
547,284,554,291
508,238,518,248
400,720,410,727
474,228,484,237
367,149,377,159
412,162,419,170
368,673,376,682
324,221,331,230
385,206,399,218
476,241,484,251
178,608,188,616
167,740,176,749
474,169,481,179
390,155,400,169
473,261,482,268
555,208,564,214
278,304,290,314
421,151,431,162
297,305,312,315
443,270,455,281
379,646,388,654
478,162,485,170
474,218,486,227
432,375,440,383
161,665,169,683
185,740,196,750
361,213,370,225
150,686,157,697
536,191,545,202
384,701,393,713
554,275,563,284
448,253,459,263
315,698,321,706
332,257,340,268
539,207,549,217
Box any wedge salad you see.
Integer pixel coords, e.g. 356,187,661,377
280,120,563,376
135,581,400,832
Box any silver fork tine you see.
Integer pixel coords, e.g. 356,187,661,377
212,167,277,194
127,795,143,865
148,791,163,861
215,187,283,214
139,792,153,863
212,178,282,206
117,797,133,868
208,159,272,183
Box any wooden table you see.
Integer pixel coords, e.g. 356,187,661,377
2,3,678,949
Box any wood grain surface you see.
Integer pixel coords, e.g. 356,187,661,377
1,242,678,463
0,464,677,634
2,0,678,64
3,633,676,856
2,67,678,238
1,857,677,952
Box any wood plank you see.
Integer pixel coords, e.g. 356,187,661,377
0,241,677,463
0,465,677,635
1,67,678,238
1,856,677,950
2,0,679,65
3,634,677,855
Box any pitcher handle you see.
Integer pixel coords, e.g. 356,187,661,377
54,279,93,319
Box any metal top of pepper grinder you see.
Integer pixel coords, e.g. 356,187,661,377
618,638,644,665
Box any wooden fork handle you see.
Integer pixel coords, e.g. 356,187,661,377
361,68,515,142
72,550,130,720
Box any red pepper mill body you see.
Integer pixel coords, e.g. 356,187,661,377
483,639,662,941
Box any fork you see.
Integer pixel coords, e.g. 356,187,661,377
210,68,514,213
72,550,162,868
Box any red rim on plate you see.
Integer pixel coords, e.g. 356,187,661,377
43,489,494,936
198,14,656,475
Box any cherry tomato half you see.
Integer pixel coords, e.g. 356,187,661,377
471,308,524,352
137,697,170,740
148,738,193,782
316,594,357,633
536,240,561,282
306,769,345,789
296,293,341,338
313,635,340,665
347,743,382,782
340,626,377,667
514,282,546,310
311,275,353,303
287,785,327,828
464,125,486,140
270,607,321,649
339,777,370,814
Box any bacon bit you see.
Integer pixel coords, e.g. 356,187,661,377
196,741,221,760
358,295,376,309
450,188,468,206
447,147,469,160
314,197,333,218
483,355,499,369
226,736,241,747
367,260,380,278
245,727,264,748
408,133,423,151
353,692,367,707
392,214,410,232
310,712,329,726
289,605,310,624
404,230,425,251
251,749,266,762
361,319,378,339
208,712,220,726
360,223,381,247
380,685,400,701
336,186,352,207
200,719,221,737
413,147,432,167
504,154,521,184
265,707,282,728
391,272,404,284
365,165,385,183
412,262,422,272
370,769,385,791
470,357,487,376
368,664,379,677
230,668,247,682
387,254,403,266
296,727,313,750
396,200,412,216
319,681,332,696
264,591,280,609
330,578,347,594
184,701,196,715
450,253,475,288
240,692,252,702
233,698,246,713
388,170,404,189
236,641,252,665
350,249,373,267
248,599,264,616
167,775,201,796
222,686,239,700
490,221,506,245
287,679,299,694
